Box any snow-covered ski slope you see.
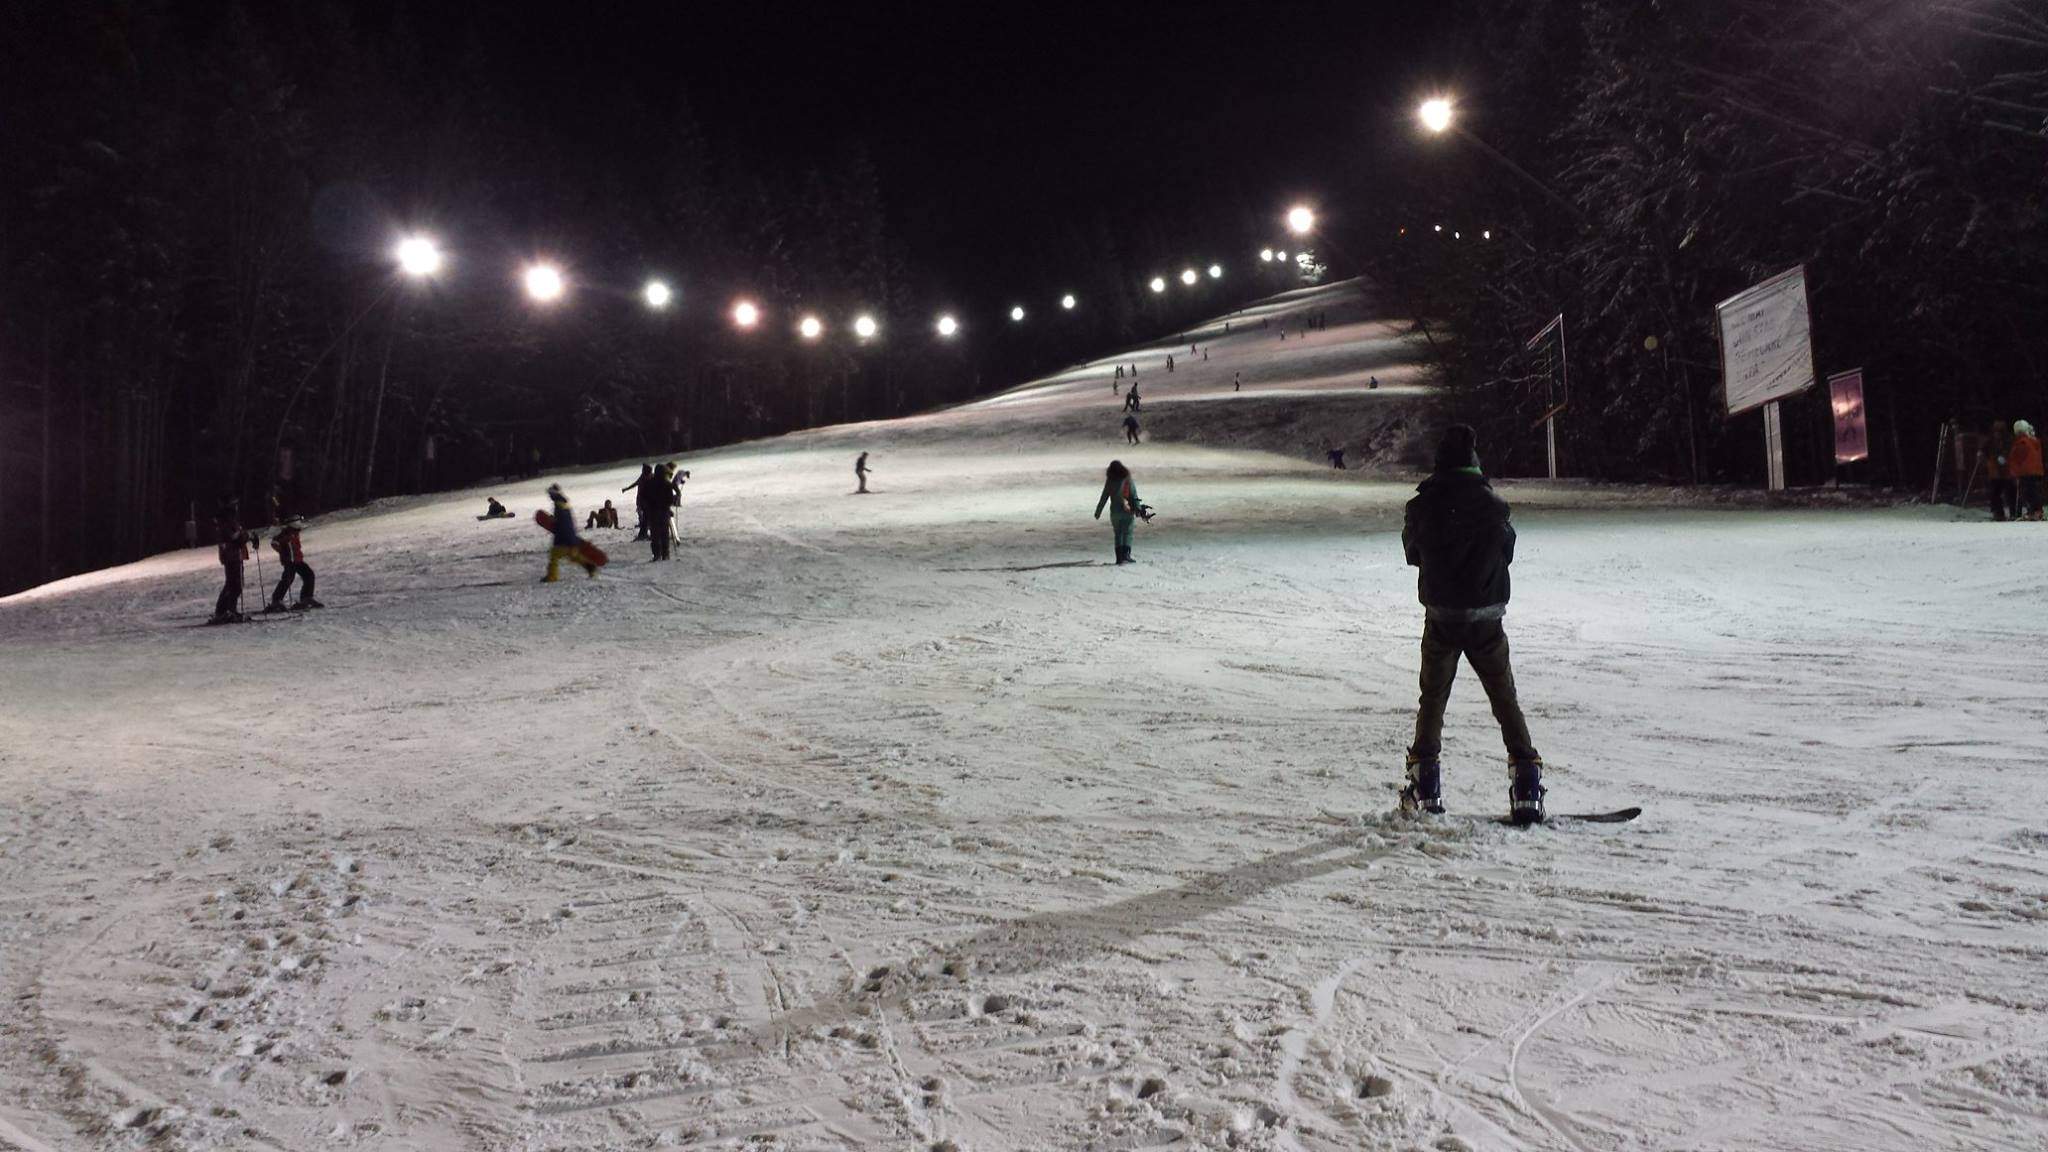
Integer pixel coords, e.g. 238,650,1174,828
4,279,2048,1152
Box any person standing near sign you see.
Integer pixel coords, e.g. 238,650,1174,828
2011,420,2044,521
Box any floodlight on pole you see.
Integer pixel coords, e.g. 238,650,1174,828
1259,248,1274,262
1060,294,1076,310
1419,97,1454,134
523,262,565,303
936,314,959,338
1180,268,1199,286
732,299,760,329
394,235,443,278
1276,250,1288,262
1149,277,1166,294
1208,264,1223,279
798,315,823,340
1286,205,1316,235
853,314,878,340
642,279,673,309
1010,305,1026,322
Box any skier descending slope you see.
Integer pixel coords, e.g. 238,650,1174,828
265,516,322,611
1400,425,1545,824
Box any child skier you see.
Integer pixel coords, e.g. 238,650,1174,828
2013,419,2044,520
1400,425,1544,824
1093,460,1150,565
543,484,598,581
211,499,252,624
266,516,321,611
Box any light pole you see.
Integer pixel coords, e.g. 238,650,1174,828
1417,97,1583,223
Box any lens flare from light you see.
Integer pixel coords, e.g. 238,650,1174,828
523,263,565,303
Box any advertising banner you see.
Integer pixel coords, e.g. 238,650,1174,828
1828,369,1868,464
1717,266,1815,416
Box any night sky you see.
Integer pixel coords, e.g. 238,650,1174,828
402,0,1461,311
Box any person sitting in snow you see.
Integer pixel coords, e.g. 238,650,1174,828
543,484,598,582
1400,425,1543,824
2012,419,2044,521
266,516,321,611
482,497,511,519
584,500,620,530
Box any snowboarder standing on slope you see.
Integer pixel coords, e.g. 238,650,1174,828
623,464,656,540
1123,413,1141,445
266,516,321,611
855,451,871,494
2012,419,2044,521
543,484,598,582
1400,425,1544,824
1094,460,1149,565
211,498,252,623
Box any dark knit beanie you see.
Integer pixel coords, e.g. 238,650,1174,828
1433,424,1479,472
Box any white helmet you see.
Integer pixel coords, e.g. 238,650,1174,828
2017,419,2037,437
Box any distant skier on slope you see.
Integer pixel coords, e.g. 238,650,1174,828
2013,419,2044,521
1400,425,1544,824
265,516,321,611
855,451,871,494
1093,460,1151,565
210,498,252,624
1123,385,1141,413
542,484,599,582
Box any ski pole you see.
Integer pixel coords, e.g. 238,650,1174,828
252,536,265,613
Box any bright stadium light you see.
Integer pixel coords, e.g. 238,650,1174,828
1208,264,1223,279
1260,248,1275,262
523,262,565,303
936,313,959,337
1060,293,1076,310
1276,250,1289,262
1286,205,1316,235
1010,305,1026,322
798,314,823,340
853,314,879,340
1180,268,1199,286
395,235,443,278
732,299,760,328
1149,277,1167,293
643,279,673,309
1419,97,1454,134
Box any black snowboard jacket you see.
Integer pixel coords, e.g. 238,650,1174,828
1401,469,1515,620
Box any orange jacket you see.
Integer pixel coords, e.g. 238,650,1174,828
2010,433,2044,478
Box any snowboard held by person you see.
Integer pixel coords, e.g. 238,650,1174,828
543,484,599,581
265,516,321,611
1399,425,1544,824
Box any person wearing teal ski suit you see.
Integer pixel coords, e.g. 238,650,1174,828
1093,460,1142,565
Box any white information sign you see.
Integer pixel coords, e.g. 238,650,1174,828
1717,266,1815,417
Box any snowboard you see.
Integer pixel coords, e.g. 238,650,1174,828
534,510,609,569
1319,805,1641,828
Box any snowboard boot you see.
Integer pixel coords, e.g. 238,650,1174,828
1508,756,1546,826
1115,547,1130,565
294,597,324,610
264,599,289,614
209,610,245,625
1399,754,1443,815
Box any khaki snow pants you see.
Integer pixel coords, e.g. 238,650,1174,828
1410,617,1538,763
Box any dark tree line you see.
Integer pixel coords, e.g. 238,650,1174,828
0,2,1291,595
1340,0,2048,486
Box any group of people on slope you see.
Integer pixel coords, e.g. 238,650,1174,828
622,461,690,560
1090,425,1547,822
1981,419,2044,522
208,498,322,623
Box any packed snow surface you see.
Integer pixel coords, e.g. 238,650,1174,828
4,282,2047,1151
